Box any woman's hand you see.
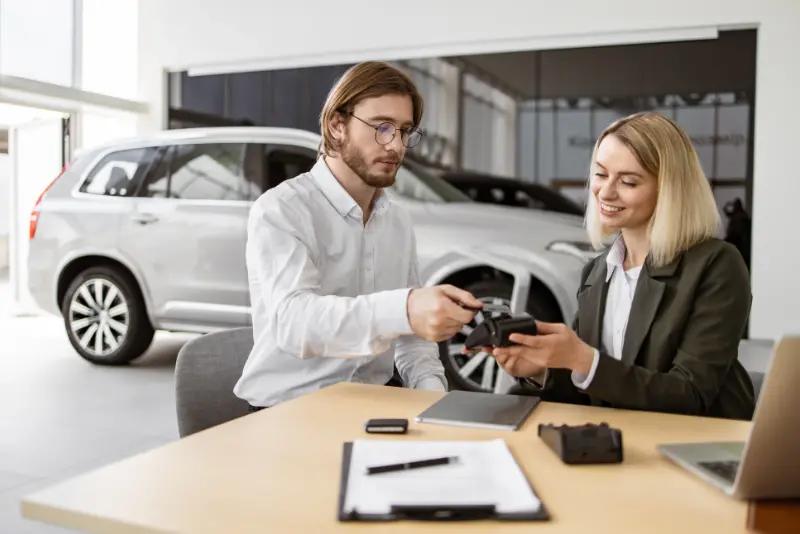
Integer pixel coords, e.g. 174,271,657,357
492,321,595,376
461,345,547,378
492,349,548,378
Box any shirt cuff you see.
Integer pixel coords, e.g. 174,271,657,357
373,288,414,336
571,349,600,390
414,375,447,391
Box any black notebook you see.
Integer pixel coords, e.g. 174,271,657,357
415,390,540,431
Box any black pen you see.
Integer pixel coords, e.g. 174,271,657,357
366,456,459,475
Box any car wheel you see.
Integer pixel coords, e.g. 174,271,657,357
61,266,154,365
438,279,561,393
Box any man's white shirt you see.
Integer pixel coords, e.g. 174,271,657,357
234,157,446,407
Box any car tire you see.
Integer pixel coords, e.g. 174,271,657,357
61,266,154,365
438,278,561,393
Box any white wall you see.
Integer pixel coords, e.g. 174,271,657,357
0,154,10,268
78,109,138,152
81,0,139,99
138,0,800,340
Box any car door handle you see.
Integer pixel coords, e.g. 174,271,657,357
131,213,159,225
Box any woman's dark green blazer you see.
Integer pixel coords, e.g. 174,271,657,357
527,238,755,420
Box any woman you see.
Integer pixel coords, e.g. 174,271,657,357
494,112,754,420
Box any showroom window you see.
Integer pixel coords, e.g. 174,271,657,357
79,147,157,197
404,58,460,168
0,0,74,86
169,30,755,263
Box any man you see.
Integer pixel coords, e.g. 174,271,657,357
234,61,482,408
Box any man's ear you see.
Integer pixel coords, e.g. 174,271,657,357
329,111,347,147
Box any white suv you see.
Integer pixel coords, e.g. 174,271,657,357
28,127,594,393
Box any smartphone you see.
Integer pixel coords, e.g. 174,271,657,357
364,418,409,434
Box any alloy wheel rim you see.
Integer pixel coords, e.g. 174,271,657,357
69,278,129,357
444,295,511,392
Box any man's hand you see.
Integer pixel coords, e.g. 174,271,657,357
407,285,481,342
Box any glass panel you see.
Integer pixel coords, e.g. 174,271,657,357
168,143,246,201
460,73,515,176
536,109,555,182
262,145,316,192
0,0,73,86
675,106,715,179
391,160,471,203
139,147,170,198
461,93,490,173
556,109,592,180
80,148,156,197
517,107,537,182
653,107,676,121
241,144,318,198
716,104,749,180
593,109,624,138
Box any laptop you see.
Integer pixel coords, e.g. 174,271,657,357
658,336,800,499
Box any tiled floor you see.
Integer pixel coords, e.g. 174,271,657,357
0,270,196,533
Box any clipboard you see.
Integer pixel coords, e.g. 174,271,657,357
337,440,549,521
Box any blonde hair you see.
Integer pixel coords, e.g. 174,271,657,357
319,61,423,157
586,111,720,267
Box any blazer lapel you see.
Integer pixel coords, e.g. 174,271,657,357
577,259,608,349
620,257,680,366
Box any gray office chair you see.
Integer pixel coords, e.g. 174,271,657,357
175,327,254,437
738,338,773,402
748,371,765,400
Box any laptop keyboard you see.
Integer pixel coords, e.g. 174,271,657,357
698,460,740,483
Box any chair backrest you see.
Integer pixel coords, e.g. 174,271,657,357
175,327,253,437
738,338,774,401
748,371,765,401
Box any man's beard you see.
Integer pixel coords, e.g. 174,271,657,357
340,136,400,188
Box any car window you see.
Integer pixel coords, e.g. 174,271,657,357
139,146,171,198
392,160,472,203
245,144,317,196
168,143,248,200
79,147,158,197
528,186,584,215
514,189,546,209
449,176,583,215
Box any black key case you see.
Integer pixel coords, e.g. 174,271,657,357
538,423,623,464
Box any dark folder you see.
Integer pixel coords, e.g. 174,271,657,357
416,390,541,431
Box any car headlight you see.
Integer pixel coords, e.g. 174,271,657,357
546,240,599,262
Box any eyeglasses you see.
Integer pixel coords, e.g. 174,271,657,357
348,113,424,149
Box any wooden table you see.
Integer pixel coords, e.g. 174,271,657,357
22,382,752,533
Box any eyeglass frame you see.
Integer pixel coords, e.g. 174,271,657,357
345,111,425,148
